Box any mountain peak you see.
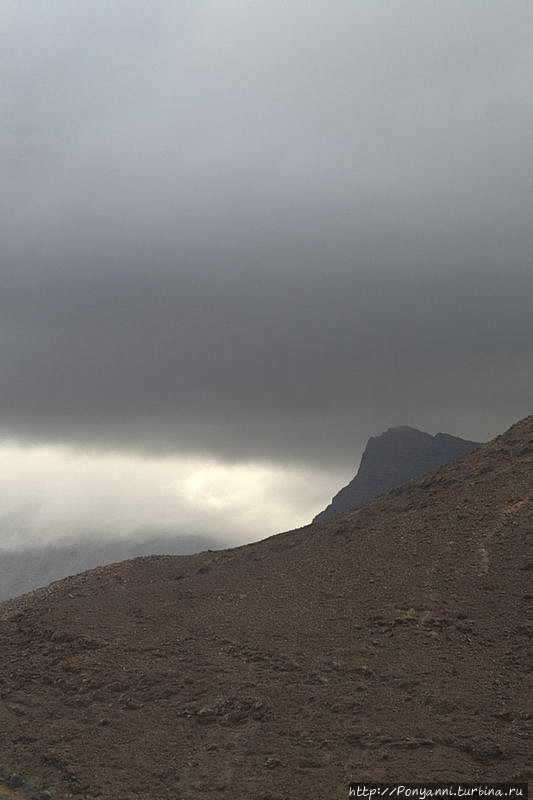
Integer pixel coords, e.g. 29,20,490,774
314,425,481,521
384,424,428,434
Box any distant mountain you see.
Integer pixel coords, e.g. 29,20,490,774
1,416,531,798
0,534,221,601
314,425,481,520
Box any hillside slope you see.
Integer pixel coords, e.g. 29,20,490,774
0,417,531,800
0,534,221,602
315,425,481,520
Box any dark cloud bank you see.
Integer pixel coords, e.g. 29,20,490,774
1,0,532,470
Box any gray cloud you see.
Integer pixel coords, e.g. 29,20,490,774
0,440,342,554
1,0,532,470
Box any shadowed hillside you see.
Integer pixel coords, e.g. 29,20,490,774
315,425,481,520
0,417,531,799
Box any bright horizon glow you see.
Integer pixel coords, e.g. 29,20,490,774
0,440,349,553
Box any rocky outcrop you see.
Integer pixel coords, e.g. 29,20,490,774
314,425,480,520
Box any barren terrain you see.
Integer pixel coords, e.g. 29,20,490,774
1,418,531,799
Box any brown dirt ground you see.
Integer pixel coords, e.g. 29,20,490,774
1,417,532,799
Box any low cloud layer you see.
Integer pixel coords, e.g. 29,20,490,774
0,440,344,552
1,2,532,550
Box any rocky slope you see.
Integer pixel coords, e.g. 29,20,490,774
315,425,481,520
0,417,531,800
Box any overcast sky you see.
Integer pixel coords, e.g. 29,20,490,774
1,1,532,552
